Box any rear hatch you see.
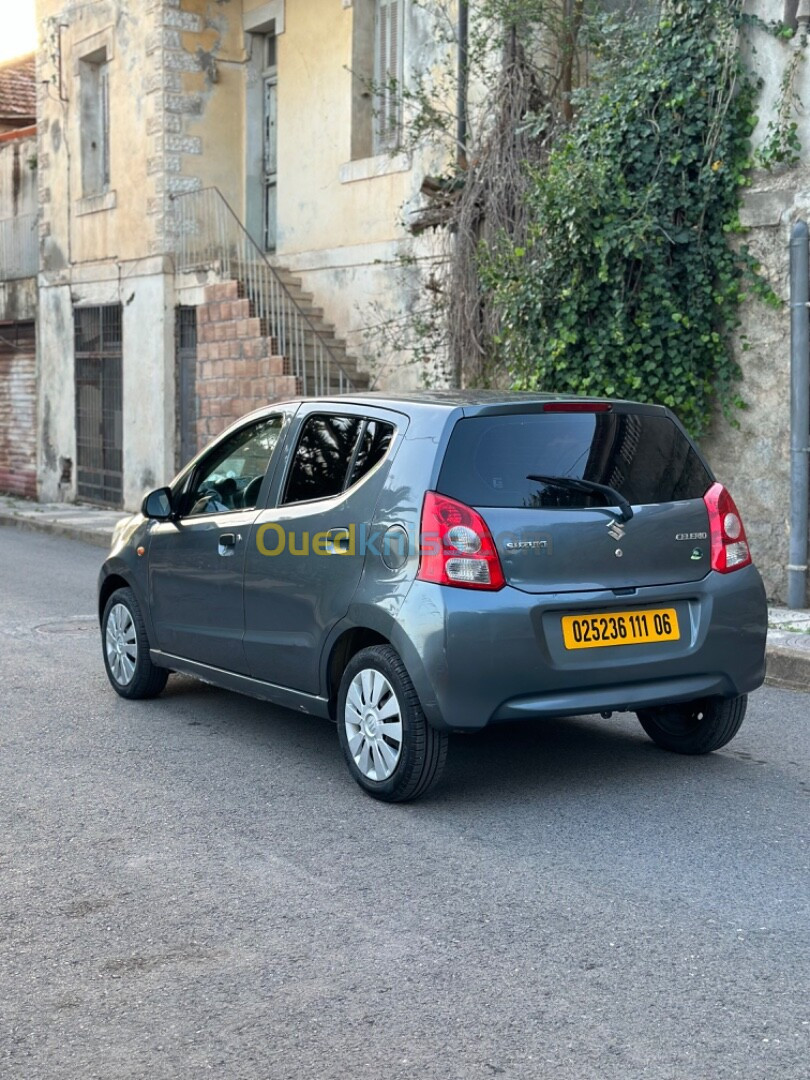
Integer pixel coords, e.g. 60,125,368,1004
436,405,714,594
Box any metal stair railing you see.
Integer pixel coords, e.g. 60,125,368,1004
169,187,356,395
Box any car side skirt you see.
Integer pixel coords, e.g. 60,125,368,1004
149,650,332,721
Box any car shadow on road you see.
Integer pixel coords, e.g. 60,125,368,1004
437,712,750,806
152,673,755,808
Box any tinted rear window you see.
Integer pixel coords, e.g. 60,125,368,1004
437,412,712,509
283,415,363,504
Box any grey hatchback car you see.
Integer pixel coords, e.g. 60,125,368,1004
99,392,767,801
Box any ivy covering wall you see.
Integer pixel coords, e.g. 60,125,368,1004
481,0,773,437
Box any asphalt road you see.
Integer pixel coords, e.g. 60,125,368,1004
0,526,807,1080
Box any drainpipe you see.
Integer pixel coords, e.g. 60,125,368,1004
456,0,468,170
788,220,810,609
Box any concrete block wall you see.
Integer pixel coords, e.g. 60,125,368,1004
195,280,297,448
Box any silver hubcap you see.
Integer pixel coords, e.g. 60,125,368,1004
105,603,137,685
345,668,403,781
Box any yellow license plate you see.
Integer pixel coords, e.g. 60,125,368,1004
561,608,680,650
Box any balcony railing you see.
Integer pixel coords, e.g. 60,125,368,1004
0,213,37,280
169,187,358,396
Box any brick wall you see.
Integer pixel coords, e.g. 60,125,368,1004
0,322,36,498
195,281,298,448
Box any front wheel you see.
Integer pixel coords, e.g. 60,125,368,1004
636,694,747,755
102,587,168,700
337,645,448,802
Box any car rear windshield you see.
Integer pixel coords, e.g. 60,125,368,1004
437,411,712,509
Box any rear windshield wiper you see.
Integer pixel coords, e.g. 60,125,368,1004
526,474,634,522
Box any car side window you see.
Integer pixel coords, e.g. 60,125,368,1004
185,415,284,517
282,415,395,505
347,420,394,488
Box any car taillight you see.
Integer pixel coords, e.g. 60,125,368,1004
703,483,752,573
417,492,505,590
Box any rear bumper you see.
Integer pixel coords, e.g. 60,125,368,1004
392,565,767,731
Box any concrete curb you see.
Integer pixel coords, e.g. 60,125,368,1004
0,508,121,549
765,647,810,692
765,633,810,693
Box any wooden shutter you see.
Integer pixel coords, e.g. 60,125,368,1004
374,0,403,153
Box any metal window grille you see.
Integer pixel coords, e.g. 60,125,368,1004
175,305,198,469
74,304,123,506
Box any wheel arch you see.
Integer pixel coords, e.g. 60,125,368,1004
98,572,131,624
326,627,390,719
322,604,447,731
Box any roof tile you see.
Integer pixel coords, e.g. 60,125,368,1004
0,54,36,125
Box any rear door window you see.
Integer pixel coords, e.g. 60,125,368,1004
347,420,395,488
282,414,395,505
437,411,711,509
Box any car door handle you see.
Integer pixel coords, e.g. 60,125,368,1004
218,532,241,556
325,528,352,555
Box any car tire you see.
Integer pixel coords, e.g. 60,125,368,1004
636,694,747,755
102,587,168,700
337,644,448,802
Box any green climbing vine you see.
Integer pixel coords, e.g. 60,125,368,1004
361,0,803,433
481,0,776,438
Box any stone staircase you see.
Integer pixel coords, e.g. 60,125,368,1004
171,187,368,399
251,266,369,396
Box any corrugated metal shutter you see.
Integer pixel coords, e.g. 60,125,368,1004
0,321,37,499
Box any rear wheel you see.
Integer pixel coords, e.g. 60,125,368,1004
636,694,747,755
102,587,168,700
337,645,448,802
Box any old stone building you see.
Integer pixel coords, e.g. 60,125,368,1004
34,0,439,510
6,0,808,602
0,53,38,498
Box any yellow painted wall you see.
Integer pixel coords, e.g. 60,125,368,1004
37,0,153,267
274,0,413,255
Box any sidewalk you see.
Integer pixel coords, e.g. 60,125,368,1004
2,493,809,693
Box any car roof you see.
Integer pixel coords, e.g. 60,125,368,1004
264,389,667,417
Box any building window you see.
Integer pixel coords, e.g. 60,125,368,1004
79,49,110,197
373,0,404,154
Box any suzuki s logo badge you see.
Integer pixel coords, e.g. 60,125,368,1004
606,519,625,541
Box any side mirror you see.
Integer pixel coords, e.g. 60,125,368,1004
142,487,174,521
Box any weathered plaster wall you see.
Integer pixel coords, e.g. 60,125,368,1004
0,132,38,322
36,283,75,502
700,4,810,603
34,0,240,506
36,265,177,505
0,132,37,220
121,271,177,506
0,279,37,323
267,0,451,391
